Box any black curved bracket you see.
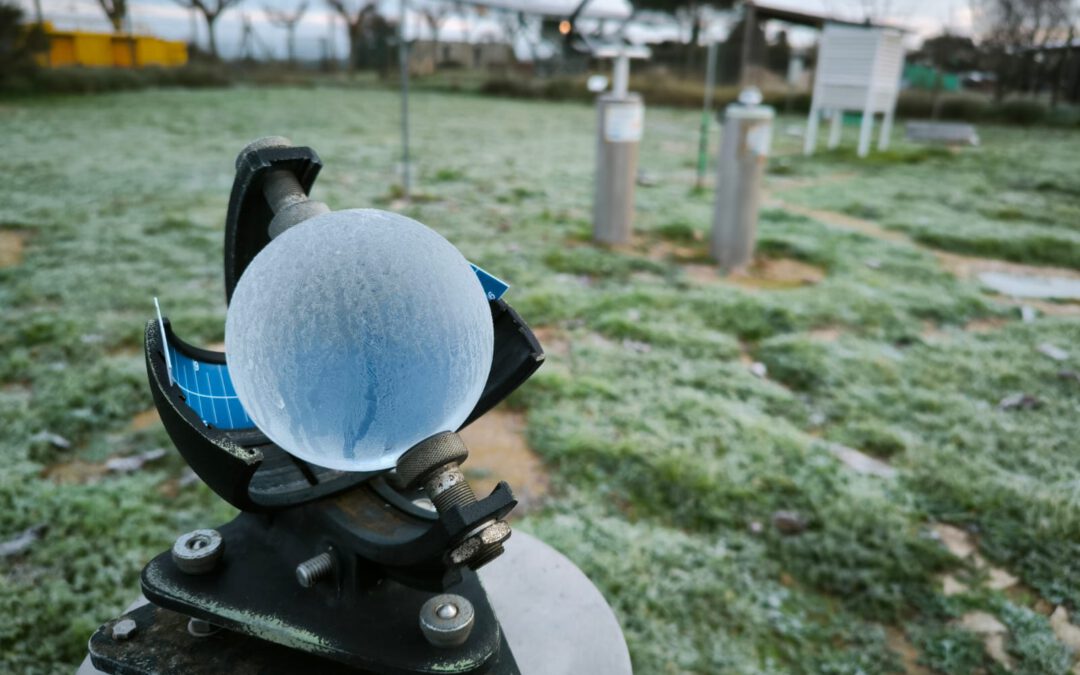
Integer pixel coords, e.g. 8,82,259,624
150,141,544,512
224,144,323,304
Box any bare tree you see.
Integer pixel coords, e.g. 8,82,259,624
421,2,450,68
173,0,244,59
265,0,308,63
971,0,1075,99
325,0,377,71
453,1,472,44
95,0,127,32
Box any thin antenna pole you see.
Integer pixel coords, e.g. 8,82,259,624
696,38,718,189
399,0,412,201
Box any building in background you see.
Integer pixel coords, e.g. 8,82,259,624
34,22,187,69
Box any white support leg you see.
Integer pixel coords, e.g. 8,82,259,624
878,108,895,151
857,108,875,158
803,106,820,156
827,109,843,149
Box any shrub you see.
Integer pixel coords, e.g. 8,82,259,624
995,99,1047,125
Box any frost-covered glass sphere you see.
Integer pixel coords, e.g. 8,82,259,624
225,209,493,472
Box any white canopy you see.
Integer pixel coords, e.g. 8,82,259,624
458,0,633,21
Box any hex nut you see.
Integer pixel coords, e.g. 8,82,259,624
112,619,137,641
419,594,475,647
172,529,224,575
448,520,511,566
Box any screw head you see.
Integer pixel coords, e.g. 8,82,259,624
112,619,137,641
172,529,224,575
420,594,474,648
187,617,220,638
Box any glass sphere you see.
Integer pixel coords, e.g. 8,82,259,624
225,209,493,472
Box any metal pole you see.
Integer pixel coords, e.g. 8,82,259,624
32,0,44,24
711,101,774,271
612,54,629,98
739,1,754,88
696,39,718,189
398,0,411,200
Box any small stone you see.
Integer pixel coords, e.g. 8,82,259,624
622,339,651,354
105,448,167,473
636,170,659,187
0,524,45,558
865,258,882,270
957,611,1007,635
998,393,1041,411
1037,342,1069,362
1050,606,1080,652
749,362,768,378
30,431,71,449
932,523,976,559
986,567,1019,591
827,443,897,479
748,520,764,534
1020,305,1037,323
771,510,807,535
1058,370,1080,384
942,575,969,596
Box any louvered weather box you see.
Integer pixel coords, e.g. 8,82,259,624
803,24,905,158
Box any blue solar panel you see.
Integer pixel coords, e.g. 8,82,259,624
168,345,254,430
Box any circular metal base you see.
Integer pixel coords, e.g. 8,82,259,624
77,532,632,675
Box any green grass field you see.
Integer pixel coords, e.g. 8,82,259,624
1,87,1079,674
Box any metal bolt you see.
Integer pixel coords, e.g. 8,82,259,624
396,433,511,570
187,617,220,638
419,594,475,648
236,136,329,239
112,618,137,641
296,551,335,588
172,529,224,575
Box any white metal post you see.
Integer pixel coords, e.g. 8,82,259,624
803,106,820,155
857,107,874,158
398,0,411,200
827,109,843,149
612,54,629,98
878,107,894,150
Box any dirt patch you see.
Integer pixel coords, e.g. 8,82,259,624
885,627,933,675
531,326,571,360
642,237,708,264
932,523,1025,598
42,459,108,485
130,408,161,431
458,406,549,515
0,230,28,268
722,257,827,289
766,171,859,195
808,326,845,341
768,199,908,243
936,250,1080,283
964,317,1011,333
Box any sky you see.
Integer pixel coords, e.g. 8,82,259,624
23,0,976,62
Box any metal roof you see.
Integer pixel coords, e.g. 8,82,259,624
456,0,632,21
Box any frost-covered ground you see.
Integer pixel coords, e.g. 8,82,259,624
1,88,1079,674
